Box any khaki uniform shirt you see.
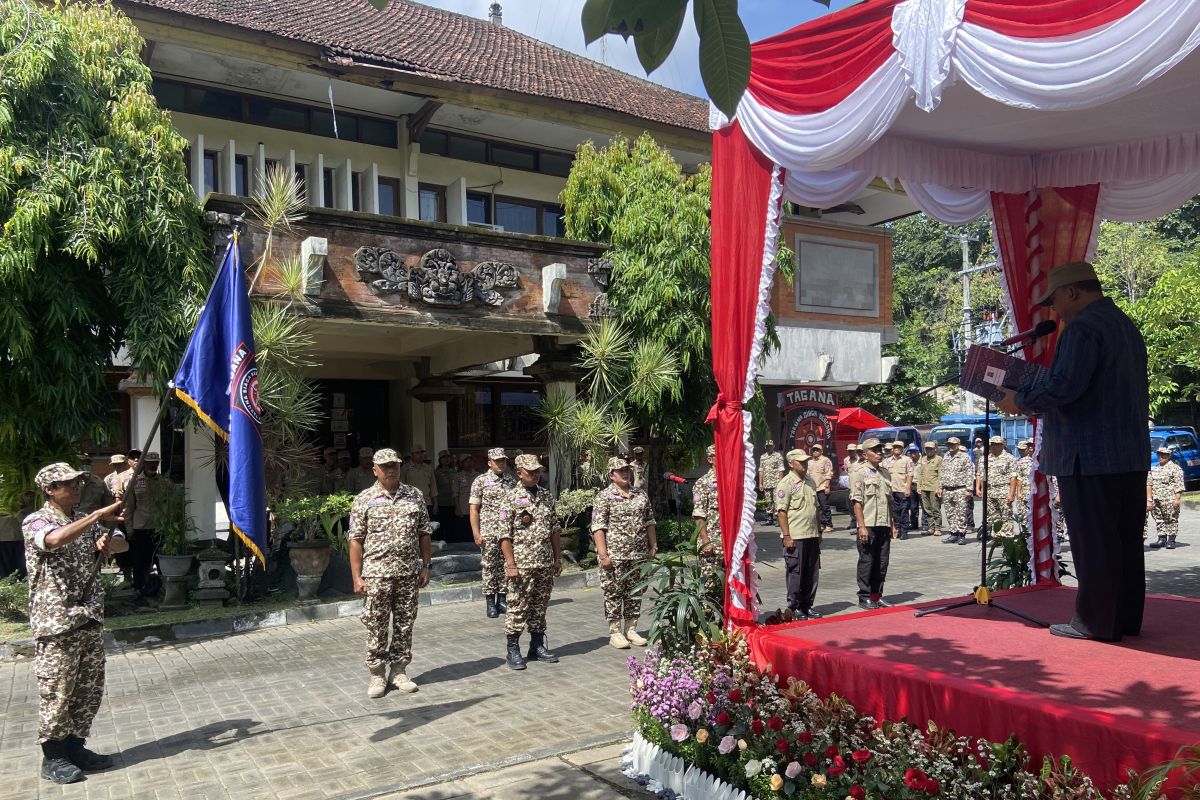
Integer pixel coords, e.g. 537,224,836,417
498,484,560,569
348,467,376,494
758,452,785,488
591,484,655,560
977,451,1016,496
1148,460,1185,502
435,466,457,508
22,503,106,639
347,482,431,578
882,455,913,493
775,472,820,540
691,468,722,556
808,456,834,493
125,473,166,531
469,470,518,540
104,469,128,500
851,466,893,528
842,457,862,479
76,474,113,515
940,451,973,489
403,463,437,506
916,455,942,492
452,471,474,516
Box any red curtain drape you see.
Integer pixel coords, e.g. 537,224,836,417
990,185,1100,584
963,0,1149,37
709,122,778,627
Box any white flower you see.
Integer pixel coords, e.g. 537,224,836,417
687,701,703,720
785,760,802,779
745,759,762,778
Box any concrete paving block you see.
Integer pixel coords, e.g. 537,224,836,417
233,610,286,632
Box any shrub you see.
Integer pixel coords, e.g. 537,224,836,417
0,573,28,621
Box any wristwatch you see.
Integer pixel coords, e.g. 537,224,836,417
421,563,432,570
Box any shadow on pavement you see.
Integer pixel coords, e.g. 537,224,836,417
549,635,610,659
370,697,486,743
416,657,507,685
116,718,264,768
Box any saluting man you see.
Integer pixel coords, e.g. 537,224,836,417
348,449,432,699
1147,445,1185,550
498,454,563,670
940,437,974,545
592,456,657,649
691,445,722,585
776,449,822,619
23,463,124,784
851,439,893,610
469,448,517,618
757,440,785,525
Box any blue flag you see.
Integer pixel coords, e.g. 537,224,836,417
172,235,268,565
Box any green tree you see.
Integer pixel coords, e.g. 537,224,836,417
1092,221,1173,307
1131,253,1200,414
0,0,208,509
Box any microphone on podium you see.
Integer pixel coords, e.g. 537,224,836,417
662,472,687,484
998,319,1057,347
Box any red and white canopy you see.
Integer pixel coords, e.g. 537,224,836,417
710,0,1200,625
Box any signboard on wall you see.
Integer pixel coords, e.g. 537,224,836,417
780,387,839,453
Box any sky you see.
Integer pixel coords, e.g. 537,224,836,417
416,0,858,99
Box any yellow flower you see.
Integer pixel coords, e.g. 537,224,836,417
811,774,828,788
696,728,709,744
738,738,749,751
770,774,784,791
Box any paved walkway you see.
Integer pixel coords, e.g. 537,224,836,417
1,508,1196,799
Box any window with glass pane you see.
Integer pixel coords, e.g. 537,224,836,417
490,144,536,171
499,390,542,444
378,177,401,217
467,193,492,225
352,172,362,211
152,79,186,111
202,151,219,194
234,155,250,197
419,184,445,222
361,117,397,148
452,390,493,447
495,199,538,235
312,109,357,141
448,135,487,162
189,87,241,120
542,206,565,237
247,99,307,132
540,151,573,177
294,164,308,199
419,130,448,156
323,168,335,208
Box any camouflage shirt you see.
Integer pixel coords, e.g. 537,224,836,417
1014,456,1034,500
977,451,1016,495
22,503,106,639
940,451,974,489
469,470,518,539
691,468,722,554
591,484,655,560
103,470,125,499
498,484,560,569
758,452,785,487
348,483,432,578
1148,460,1185,502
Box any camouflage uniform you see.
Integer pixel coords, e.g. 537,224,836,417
102,468,126,501
499,483,560,636
22,500,107,745
1148,458,1185,543
758,450,785,516
592,478,655,623
691,466,722,582
348,481,432,672
469,466,518,597
939,449,974,538
1049,475,1068,540
1011,454,1033,532
977,448,1016,535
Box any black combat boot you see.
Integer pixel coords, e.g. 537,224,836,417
65,735,113,771
1166,535,1177,550
485,594,498,618
496,593,508,614
505,633,526,670
1149,535,1167,549
40,740,84,784
526,632,559,663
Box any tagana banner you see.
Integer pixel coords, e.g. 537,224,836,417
780,387,839,453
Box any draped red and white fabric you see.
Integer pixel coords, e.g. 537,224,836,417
711,0,1200,623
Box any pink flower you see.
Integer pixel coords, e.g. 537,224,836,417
784,761,802,779
718,735,736,755
670,724,689,743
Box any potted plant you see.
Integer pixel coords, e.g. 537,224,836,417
276,492,353,602
148,480,199,609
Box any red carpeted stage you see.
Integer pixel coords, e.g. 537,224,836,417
748,586,1200,792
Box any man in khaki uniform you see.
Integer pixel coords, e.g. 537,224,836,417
1147,445,1185,549
628,446,648,492
940,437,974,545
807,444,834,533
470,448,517,618
332,451,353,493
691,445,722,584
881,441,914,539
842,444,862,530
851,438,893,609
498,454,563,669
350,446,377,493
75,455,113,516
123,452,166,600
348,449,432,698
776,449,822,618
592,457,656,649
975,435,1016,538
403,446,438,515
757,440,785,525
916,442,943,537
102,454,128,500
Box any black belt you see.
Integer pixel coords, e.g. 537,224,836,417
943,485,966,490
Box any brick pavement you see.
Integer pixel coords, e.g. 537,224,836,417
1,507,1196,799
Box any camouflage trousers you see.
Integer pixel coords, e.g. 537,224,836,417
600,559,646,622
362,575,420,671
34,622,105,743
480,535,505,596
985,493,1011,535
762,482,780,515
699,546,724,586
1053,500,1068,539
504,567,554,636
1150,501,1180,538
942,488,972,534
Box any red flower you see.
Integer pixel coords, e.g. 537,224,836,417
828,756,846,777
850,787,866,800
804,752,818,766
775,738,789,754
852,749,873,764
751,719,765,734
904,768,928,790
715,711,731,726
706,692,716,704
825,745,840,758
767,716,784,731
925,778,941,795
797,731,813,744
728,689,743,703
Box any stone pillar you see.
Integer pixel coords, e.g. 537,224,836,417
446,177,467,225
525,344,584,498
124,388,162,455
425,401,448,457
409,378,465,455
185,425,229,541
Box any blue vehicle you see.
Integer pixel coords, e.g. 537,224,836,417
1151,427,1200,487
858,426,922,450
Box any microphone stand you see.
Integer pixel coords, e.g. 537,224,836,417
914,337,1048,628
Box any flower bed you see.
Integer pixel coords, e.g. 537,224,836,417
628,633,1121,799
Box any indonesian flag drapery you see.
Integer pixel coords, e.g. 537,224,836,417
711,0,1200,623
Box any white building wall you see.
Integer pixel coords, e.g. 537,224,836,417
758,325,885,386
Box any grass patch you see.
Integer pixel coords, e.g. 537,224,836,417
104,594,298,632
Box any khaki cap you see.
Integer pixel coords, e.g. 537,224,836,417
514,454,543,471
889,441,904,449
607,456,631,473
846,443,859,452
989,435,1005,445
143,451,161,462
35,463,84,488
811,443,823,451
487,447,508,461
358,446,373,457
1157,445,1172,454
861,438,883,451
946,437,961,445
706,444,716,457
110,454,127,465
786,449,809,462
372,448,402,465
1035,261,1099,306
923,441,936,449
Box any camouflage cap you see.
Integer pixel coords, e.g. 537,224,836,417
607,456,632,473
35,462,85,489
358,446,373,457
786,449,809,463
1157,444,1173,454
946,437,962,445
143,451,161,462
861,438,883,451
487,447,508,461
109,454,127,465
514,453,543,471
438,449,450,458
632,446,645,454
989,435,1005,445
372,448,402,465
764,439,775,446
846,443,859,452
705,444,716,457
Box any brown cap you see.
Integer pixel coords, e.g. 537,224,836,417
924,441,936,449
143,451,161,462
1034,261,1099,306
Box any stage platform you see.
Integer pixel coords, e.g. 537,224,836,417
747,586,1200,792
